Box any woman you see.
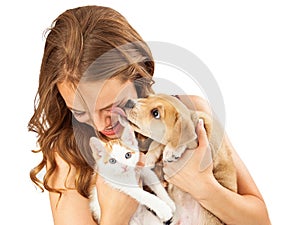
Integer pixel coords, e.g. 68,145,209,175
29,5,271,225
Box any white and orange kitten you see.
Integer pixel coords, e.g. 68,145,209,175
89,116,175,225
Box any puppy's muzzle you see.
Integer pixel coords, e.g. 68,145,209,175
124,99,136,109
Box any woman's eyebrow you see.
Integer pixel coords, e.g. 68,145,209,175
98,103,114,111
68,100,123,112
98,100,123,111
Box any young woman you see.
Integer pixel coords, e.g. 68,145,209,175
29,5,271,225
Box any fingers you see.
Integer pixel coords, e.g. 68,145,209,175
189,119,209,161
196,119,209,148
163,149,194,180
196,119,213,171
163,119,213,180
199,145,213,172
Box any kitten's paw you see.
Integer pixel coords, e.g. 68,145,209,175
160,195,176,213
163,217,173,225
155,203,173,222
167,199,176,213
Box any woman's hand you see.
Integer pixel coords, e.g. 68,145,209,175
163,96,271,224
163,119,215,200
96,175,138,225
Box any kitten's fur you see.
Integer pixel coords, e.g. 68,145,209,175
89,116,175,225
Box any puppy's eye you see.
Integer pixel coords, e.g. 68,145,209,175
125,152,132,159
109,158,117,164
151,108,160,119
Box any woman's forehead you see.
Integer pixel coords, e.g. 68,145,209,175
57,78,137,111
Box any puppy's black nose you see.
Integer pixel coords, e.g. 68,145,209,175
124,99,136,108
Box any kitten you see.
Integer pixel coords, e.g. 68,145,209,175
89,115,175,225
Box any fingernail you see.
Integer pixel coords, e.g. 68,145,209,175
198,118,204,127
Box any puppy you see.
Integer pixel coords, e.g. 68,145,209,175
124,94,237,225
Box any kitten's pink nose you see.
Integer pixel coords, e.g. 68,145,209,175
122,165,128,172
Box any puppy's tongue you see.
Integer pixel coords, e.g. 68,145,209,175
111,107,126,117
112,107,130,128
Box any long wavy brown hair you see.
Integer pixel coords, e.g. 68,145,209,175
28,5,155,198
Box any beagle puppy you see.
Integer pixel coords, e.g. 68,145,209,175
124,94,237,225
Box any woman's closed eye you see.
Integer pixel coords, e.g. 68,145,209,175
72,110,86,117
70,109,89,123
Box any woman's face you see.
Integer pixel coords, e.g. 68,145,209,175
57,77,138,139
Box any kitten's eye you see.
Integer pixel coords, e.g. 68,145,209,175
109,158,117,164
151,108,160,119
125,152,132,159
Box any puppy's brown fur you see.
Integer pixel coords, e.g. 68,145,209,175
125,94,237,225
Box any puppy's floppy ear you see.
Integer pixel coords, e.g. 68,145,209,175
172,113,197,148
89,137,106,160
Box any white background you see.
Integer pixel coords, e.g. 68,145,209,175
1,0,299,224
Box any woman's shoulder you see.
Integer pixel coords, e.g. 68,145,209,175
47,151,77,189
46,150,97,224
176,94,211,114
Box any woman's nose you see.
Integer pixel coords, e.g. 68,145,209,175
92,111,112,131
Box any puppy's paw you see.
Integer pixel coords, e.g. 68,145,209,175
163,145,186,162
163,150,180,162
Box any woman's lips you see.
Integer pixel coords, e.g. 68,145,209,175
100,107,126,137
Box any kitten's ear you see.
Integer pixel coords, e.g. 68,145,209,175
89,137,105,160
118,115,138,148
